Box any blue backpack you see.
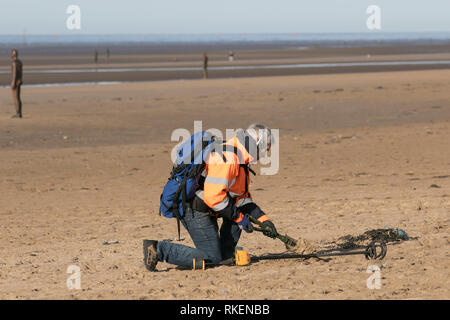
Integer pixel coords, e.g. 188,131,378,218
159,131,218,239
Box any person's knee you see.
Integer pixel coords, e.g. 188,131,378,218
198,249,221,263
205,253,222,263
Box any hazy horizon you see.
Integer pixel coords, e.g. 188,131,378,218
2,31,450,36
1,32,449,46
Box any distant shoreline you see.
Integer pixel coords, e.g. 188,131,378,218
1,32,449,54
1,32,450,42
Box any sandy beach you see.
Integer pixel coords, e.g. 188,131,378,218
0,66,449,299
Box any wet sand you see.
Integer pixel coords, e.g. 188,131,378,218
0,69,449,299
1,43,450,85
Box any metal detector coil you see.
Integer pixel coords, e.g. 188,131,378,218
364,240,387,260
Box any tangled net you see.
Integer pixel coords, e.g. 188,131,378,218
329,228,410,250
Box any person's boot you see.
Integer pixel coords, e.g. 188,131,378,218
143,240,158,272
11,113,22,119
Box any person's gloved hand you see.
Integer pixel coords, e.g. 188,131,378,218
235,213,253,233
261,220,277,238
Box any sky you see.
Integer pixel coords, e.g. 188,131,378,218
0,0,449,35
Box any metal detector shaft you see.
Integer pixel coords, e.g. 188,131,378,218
252,240,387,261
194,240,386,270
251,249,366,261
247,215,297,249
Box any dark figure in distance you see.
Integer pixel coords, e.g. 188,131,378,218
202,52,208,79
228,50,235,61
94,49,99,64
10,49,23,118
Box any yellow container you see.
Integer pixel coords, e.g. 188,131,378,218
235,248,250,266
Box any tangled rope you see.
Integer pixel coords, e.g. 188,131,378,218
330,228,410,250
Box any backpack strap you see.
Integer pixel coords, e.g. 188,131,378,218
172,169,190,240
212,144,244,164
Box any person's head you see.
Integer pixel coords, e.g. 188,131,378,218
246,123,273,160
11,49,18,60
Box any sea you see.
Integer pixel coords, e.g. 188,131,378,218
0,32,449,46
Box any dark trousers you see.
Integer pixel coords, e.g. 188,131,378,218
157,210,242,268
12,84,22,116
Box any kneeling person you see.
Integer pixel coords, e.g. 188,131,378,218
144,124,277,271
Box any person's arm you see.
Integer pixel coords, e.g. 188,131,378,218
239,202,268,221
11,62,16,89
239,202,278,238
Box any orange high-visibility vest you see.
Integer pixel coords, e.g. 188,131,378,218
204,135,252,210
195,131,270,224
